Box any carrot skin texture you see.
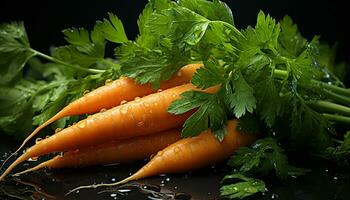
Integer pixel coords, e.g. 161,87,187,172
119,120,256,183
14,129,181,175
5,63,201,170
0,83,218,180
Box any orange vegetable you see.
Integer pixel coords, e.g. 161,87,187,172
14,129,181,176
4,63,201,170
0,83,218,180
68,119,256,193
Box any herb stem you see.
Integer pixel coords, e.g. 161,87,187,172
322,113,350,124
311,100,350,116
273,69,288,79
322,89,350,106
31,49,105,74
315,81,350,97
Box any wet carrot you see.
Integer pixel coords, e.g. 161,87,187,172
2,64,201,171
14,129,181,175
67,119,256,194
0,83,219,180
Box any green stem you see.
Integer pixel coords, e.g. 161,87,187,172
31,49,105,74
322,89,350,106
273,69,288,79
311,100,350,116
322,113,350,124
314,80,350,97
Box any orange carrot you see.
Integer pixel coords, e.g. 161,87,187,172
68,119,256,194
0,83,218,180
14,129,181,175
2,64,201,170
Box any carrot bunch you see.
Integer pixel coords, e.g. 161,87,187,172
0,63,256,190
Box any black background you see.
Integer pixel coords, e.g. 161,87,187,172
0,0,349,63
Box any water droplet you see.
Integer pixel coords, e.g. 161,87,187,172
120,100,127,105
172,94,177,98
174,147,181,154
143,102,150,107
77,121,86,128
134,97,141,102
165,177,170,182
105,79,113,85
174,186,178,190
157,151,163,156
233,187,238,191
154,102,158,106
177,71,182,76
45,135,50,139
111,178,116,182
75,190,80,194
143,185,148,189
157,89,163,92
150,153,155,159
110,193,117,198
325,169,329,172
159,173,166,177
55,128,62,133
271,193,278,199
333,176,338,180
137,121,145,127
121,107,128,114
118,189,131,193
100,108,107,112
83,90,90,95
28,156,38,161
35,137,42,144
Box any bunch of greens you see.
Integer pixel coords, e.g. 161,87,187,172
1,0,349,198
0,14,126,138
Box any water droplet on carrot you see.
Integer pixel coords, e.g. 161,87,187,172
172,94,177,98
143,102,150,107
35,137,42,144
174,147,181,154
77,121,86,128
105,79,113,85
83,90,90,95
100,108,107,112
157,151,163,156
154,102,158,106
157,89,163,92
134,97,141,102
121,107,128,114
120,100,127,105
45,135,50,139
28,156,38,161
55,128,62,133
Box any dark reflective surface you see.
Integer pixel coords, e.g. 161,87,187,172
1,135,350,200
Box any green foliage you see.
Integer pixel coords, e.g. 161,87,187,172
0,22,35,84
220,173,266,199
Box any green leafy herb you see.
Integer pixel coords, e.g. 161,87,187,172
220,173,266,199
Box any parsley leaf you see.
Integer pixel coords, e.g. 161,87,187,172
229,138,309,180
220,173,266,199
179,0,234,25
0,22,36,84
168,90,227,138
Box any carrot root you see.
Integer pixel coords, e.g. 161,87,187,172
66,119,256,195
1,64,202,170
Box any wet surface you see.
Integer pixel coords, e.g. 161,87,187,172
1,135,350,200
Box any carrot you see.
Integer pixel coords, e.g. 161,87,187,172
67,119,256,194
14,129,181,175
1,64,201,170
0,83,218,180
